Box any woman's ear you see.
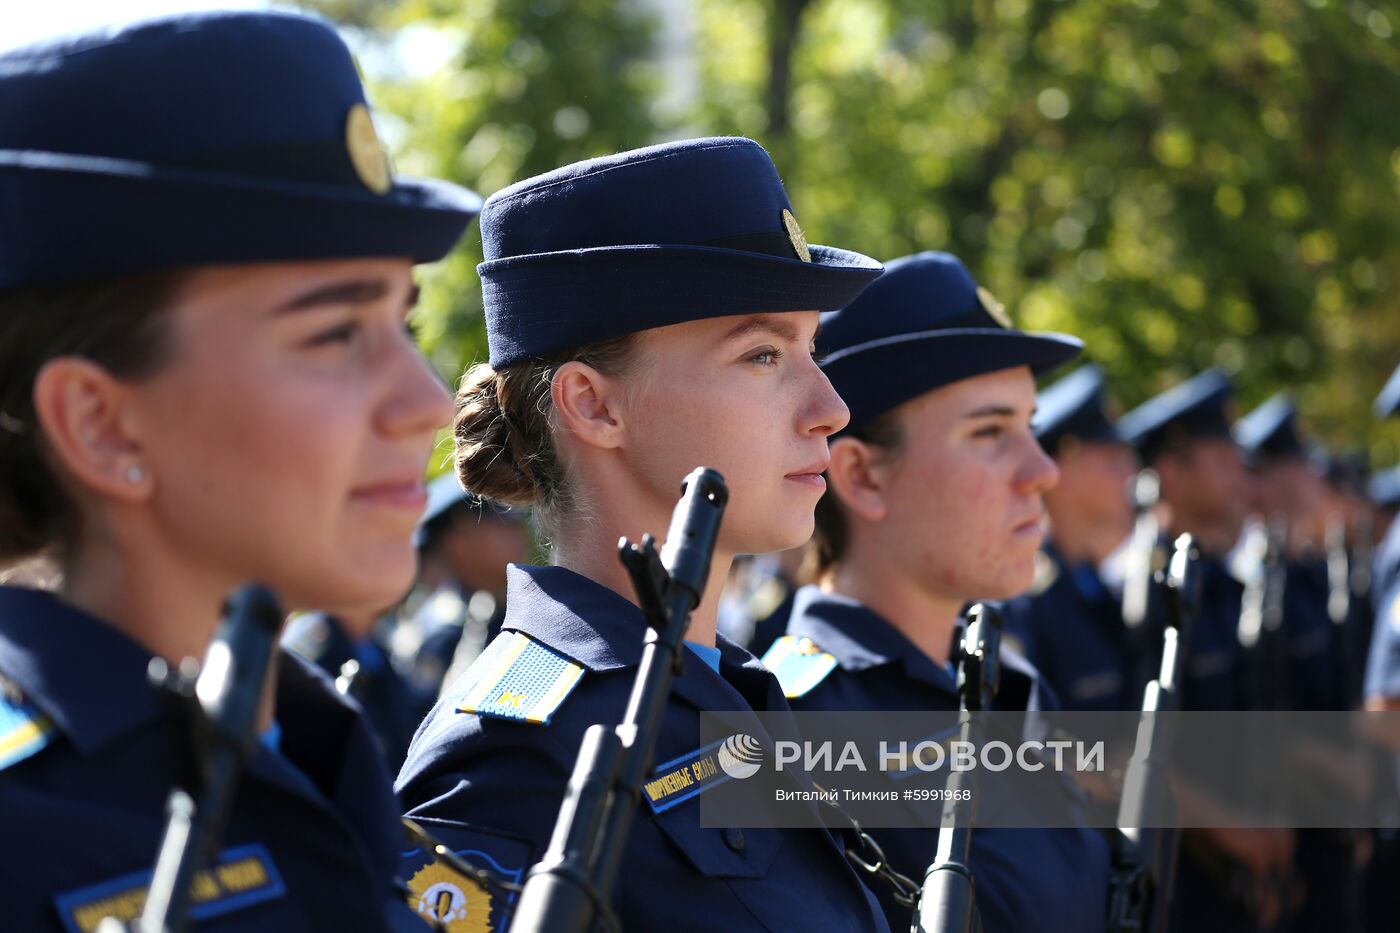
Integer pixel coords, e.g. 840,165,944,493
551,360,626,451
827,436,890,523
31,357,153,501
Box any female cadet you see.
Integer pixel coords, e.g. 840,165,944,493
761,252,1113,933
0,11,480,931
394,138,896,931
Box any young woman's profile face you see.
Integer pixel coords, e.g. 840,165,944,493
620,310,848,556
875,366,1058,602
122,257,452,612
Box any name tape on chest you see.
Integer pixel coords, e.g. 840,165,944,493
761,635,838,698
55,844,284,933
0,693,54,771
643,736,759,814
456,632,585,725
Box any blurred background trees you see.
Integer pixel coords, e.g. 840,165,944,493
302,0,1400,467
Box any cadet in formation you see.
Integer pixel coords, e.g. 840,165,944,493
394,137,896,931
761,251,1112,933
1116,371,1295,932
0,10,483,930
1233,394,1360,932
1001,364,1140,715
394,473,529,696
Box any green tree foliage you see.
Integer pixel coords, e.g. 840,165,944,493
302,0,661,398
309,0,1400,462
693,0,1400,458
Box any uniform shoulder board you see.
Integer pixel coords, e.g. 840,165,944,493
1028,550,1059,597
0,691,55,771
455,631,584,725
760,635,839,698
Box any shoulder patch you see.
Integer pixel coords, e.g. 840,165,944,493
0,692,54,771
455,632,584,725
400,818,533,933
760,635,838,698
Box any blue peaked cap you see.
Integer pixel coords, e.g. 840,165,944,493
1118,368,1236,461
1033,365,1122,455
0,10,481,288
1233,393,1307,466
817,251,1081,434
1377,363,1400,419
477,137,883,368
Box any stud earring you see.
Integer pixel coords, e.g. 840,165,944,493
125,465,145,484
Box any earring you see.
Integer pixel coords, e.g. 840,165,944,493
125,465,145,484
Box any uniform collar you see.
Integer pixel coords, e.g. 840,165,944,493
0,585,160,755
501,563,781,712
787,585,961,691
500,563,648,671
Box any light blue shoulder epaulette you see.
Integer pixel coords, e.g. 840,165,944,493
455,631,585,725
0,692,54,771
761,635,839,698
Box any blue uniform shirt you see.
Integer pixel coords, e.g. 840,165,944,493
773,585,1111,933
395,564,892,932
0,585,427,933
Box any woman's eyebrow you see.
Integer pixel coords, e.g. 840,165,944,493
962,404,1018,420
274,279,390,314
720,313,805,344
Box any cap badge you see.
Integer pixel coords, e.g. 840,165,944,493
345,103,392,195
977,286,1012,329
782,209,812,263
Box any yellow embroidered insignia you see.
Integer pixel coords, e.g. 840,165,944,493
407,861,494,933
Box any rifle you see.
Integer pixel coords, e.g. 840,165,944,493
1110,534,1202,933
508,467,727,933
913,603,1004,933
1122,470,1166,706
1236,518,1289,715
98,584,284,933
1325,516,1359,707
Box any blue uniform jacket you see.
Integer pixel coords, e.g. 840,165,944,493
1183,556,1244,712
0,585,426,933
1002,547,1137,712
395,564,892,933
772,585,1111,933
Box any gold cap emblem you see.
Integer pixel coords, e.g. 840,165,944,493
345,103,392,196
977,286,1013,329
782,209,812,263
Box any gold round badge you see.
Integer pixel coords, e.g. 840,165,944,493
782,209,812,263
345,103,392,196
977,286,1013,329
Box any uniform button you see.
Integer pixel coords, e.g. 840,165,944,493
723,828,746,852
